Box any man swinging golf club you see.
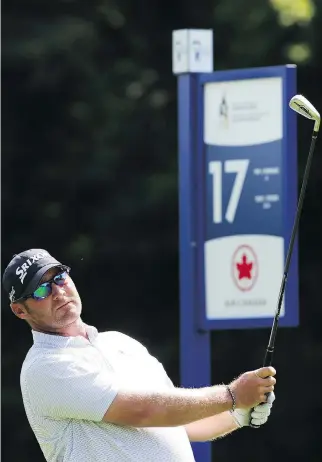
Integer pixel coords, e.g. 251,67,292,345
3,249,276,462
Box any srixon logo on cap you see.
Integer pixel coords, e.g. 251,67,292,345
16,251,49,284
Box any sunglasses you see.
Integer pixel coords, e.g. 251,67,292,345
20,268,70,301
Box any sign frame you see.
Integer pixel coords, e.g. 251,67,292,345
194,65,299,331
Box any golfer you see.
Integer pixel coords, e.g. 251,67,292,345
3,249,276,462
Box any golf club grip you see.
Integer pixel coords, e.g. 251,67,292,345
263,348,273,367
249,349,274,428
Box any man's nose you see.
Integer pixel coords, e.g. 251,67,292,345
51,282,66,299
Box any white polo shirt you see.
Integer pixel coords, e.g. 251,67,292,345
20,325,196,462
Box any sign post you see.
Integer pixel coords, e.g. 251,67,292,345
173,29,299,462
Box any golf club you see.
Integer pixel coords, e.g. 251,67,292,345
250,94,320,428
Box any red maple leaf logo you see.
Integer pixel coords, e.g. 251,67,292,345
236,254,253,280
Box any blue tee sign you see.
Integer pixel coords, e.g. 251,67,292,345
197,66,299,330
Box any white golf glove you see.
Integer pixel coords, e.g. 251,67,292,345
230,392,275,428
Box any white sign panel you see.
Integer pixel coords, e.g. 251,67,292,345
205,236,285,319
172,29,213,74
204,77,283,146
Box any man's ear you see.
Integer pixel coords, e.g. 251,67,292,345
11,302,28,320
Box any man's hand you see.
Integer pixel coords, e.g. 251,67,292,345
228,366,276,409
230,392,275,428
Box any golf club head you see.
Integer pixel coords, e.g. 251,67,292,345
289,95,320,132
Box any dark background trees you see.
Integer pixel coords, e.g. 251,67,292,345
2,1,322,460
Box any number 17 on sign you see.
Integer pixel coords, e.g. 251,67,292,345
209,159,249,224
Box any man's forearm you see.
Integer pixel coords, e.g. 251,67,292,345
104,366,276,428
104,385,233,427
185,411,239,442
139,385,233,427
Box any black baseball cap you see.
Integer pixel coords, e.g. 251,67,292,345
2,249,69,303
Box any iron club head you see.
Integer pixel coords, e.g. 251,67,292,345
289,94,320,132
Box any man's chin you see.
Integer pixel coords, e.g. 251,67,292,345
57,302,80,319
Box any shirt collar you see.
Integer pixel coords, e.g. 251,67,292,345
32,324,98,347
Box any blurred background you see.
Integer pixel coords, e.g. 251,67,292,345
2,0,322,460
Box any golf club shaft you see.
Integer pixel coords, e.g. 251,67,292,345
250,127,318,429
263,128,318,366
